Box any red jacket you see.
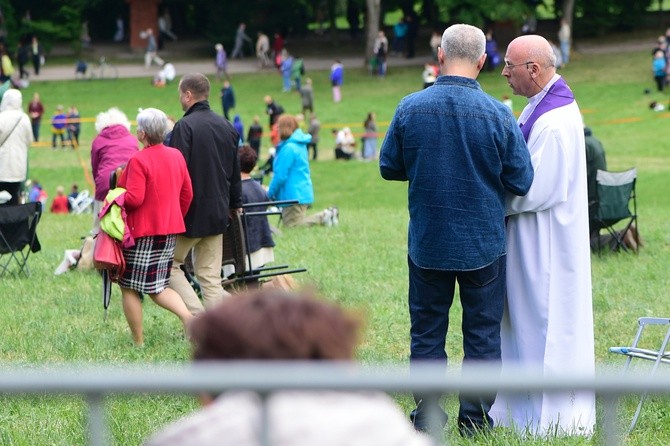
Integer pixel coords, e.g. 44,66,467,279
50,195,69,214
118,144,193,238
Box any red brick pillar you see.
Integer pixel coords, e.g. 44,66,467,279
127,0,160,51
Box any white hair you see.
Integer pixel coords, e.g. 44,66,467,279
94,107,131,133
441,24,486,64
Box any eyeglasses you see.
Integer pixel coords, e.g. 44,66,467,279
503,60,534,70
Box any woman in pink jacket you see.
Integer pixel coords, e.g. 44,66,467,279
90,107,138,232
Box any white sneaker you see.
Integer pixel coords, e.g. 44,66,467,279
54,253,74,275
322,208,333,227
330,207,339,226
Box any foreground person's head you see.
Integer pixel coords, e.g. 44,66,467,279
190,288,360,361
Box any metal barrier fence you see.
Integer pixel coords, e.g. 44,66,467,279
0,362,668,446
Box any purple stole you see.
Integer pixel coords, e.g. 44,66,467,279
519,77,575,142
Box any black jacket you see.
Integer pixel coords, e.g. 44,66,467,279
171,100,242,238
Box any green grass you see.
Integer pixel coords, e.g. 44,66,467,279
2,44,670,445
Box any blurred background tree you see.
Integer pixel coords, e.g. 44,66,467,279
0,0,663,56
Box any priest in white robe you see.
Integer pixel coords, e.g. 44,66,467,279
489,34,596,436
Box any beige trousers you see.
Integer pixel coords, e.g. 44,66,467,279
169,234,228,314
281,204,326,227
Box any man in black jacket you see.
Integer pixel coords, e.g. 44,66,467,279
169,73,242,314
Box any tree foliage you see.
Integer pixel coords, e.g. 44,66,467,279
0,0,661,56
4,0,103,51
439,0,531,28
556,0,655,36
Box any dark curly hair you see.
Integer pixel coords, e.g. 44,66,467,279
238,144,258,174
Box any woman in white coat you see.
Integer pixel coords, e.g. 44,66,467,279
0,89,33,205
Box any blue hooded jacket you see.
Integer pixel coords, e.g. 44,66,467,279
233,115,244,143
268,128,313,205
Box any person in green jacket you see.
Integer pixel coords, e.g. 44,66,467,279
291,56,304,91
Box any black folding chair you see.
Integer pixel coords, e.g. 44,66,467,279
593,168,638,253
222,199,306,289
0,202,42,277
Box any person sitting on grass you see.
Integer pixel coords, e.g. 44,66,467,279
144,288,433,446
50,185,69,214
333,127,356,160
225,144,275,282
268,114,338,227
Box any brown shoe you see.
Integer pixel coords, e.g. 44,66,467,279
631,224,644,247
623,228,638,251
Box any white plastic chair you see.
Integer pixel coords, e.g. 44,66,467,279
68,190,94,215
609,317,670,432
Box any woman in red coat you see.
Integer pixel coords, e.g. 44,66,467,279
116,108,194,346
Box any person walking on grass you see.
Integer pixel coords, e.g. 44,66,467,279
116,108,194,346
168,73,242,315
220,80,235,121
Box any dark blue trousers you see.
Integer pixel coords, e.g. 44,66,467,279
408,255,505,430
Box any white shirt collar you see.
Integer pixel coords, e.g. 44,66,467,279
518,73,561,125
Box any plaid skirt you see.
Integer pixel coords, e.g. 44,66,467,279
118,235,176,294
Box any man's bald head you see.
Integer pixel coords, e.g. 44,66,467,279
502,35,557,97
508,35,557,70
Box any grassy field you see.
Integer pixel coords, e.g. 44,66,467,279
1,45,669,445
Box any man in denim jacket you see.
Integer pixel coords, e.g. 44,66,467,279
380,24,534,435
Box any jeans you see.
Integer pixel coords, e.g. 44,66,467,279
31,121,40,142
408,255,505,430
282,73,291,92
560,40,570,65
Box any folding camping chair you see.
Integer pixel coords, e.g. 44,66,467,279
68,189,94,215
609,317,670,432
592,168,638,253
222,199,306,290
0,202,42,277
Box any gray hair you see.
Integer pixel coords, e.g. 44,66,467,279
95,107,130,133
136,108,168,145
441,24,485,64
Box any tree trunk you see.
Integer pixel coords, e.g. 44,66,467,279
327,0,338,42
365,0,380,67
562,0,575,27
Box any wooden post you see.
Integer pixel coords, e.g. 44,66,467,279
127,0,160,52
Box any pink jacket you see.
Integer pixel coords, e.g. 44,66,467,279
91,124,138,201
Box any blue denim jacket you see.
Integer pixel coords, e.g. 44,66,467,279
380,75,533,271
